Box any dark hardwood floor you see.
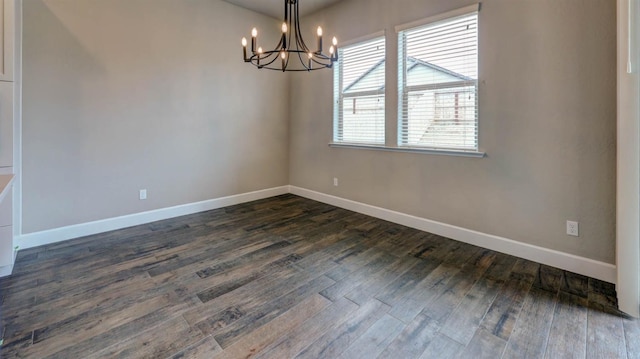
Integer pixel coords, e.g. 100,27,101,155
0,194,638,358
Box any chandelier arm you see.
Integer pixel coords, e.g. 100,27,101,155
294,1,311,54
258,66,325,71
254,51,280,68
284,0,288,23
286,2,293,51
285,54,291,71
277,36,285,51
294,25,307,54
311,57,329,66
296,50,310,71
290,0,309,70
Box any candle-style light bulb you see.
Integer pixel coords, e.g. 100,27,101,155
281,50,287,71
257,47,263,66
330,46,335,54
251,28,258,52
242,37,247,60
332,37,338,46
317,26,323,53
308,52,313,70
281,22,288,49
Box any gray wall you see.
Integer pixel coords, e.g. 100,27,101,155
22,0,290,233
22,0,618,265
290,0,617,263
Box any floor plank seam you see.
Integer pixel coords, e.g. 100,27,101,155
539,291,560,359
499,279,552,359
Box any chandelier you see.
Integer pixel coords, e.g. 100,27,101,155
241,0,338,72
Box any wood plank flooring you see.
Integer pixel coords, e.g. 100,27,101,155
0,194,638,358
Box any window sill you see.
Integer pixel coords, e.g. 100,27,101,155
328,143,486,158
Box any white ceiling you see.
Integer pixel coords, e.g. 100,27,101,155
223,0,343,19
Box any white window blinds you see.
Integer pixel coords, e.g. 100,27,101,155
398,9,478,151
333,36,386,145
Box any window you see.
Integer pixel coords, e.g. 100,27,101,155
398,8,479,151
333,36,386,145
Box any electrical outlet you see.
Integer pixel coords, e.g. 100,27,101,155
139,189,147,200
333,177,339,186
566,220,579,237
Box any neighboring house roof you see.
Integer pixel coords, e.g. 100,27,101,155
343,58,385,93
406,57,473,82
343,57,472,93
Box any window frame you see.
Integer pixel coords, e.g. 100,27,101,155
397,4,481,153
332,32,386,146
329,4,485,158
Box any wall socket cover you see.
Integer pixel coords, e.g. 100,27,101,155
566,220,579,236
139,189,147,200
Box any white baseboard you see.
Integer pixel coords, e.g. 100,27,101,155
11,184,617,284
0,264,13,277
289,186,617,284
17,186,289,250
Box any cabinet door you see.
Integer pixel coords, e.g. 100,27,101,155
0,81,12,167
0,0,14,82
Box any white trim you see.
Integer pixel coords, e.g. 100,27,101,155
339,30,386,49
329,143,486,158
395,3,480,33
14,0,23,240
290,186,617,284
17,186,289,250
9,184,617,285
617,0,640,317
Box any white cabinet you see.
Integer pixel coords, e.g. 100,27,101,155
0,0,14,82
